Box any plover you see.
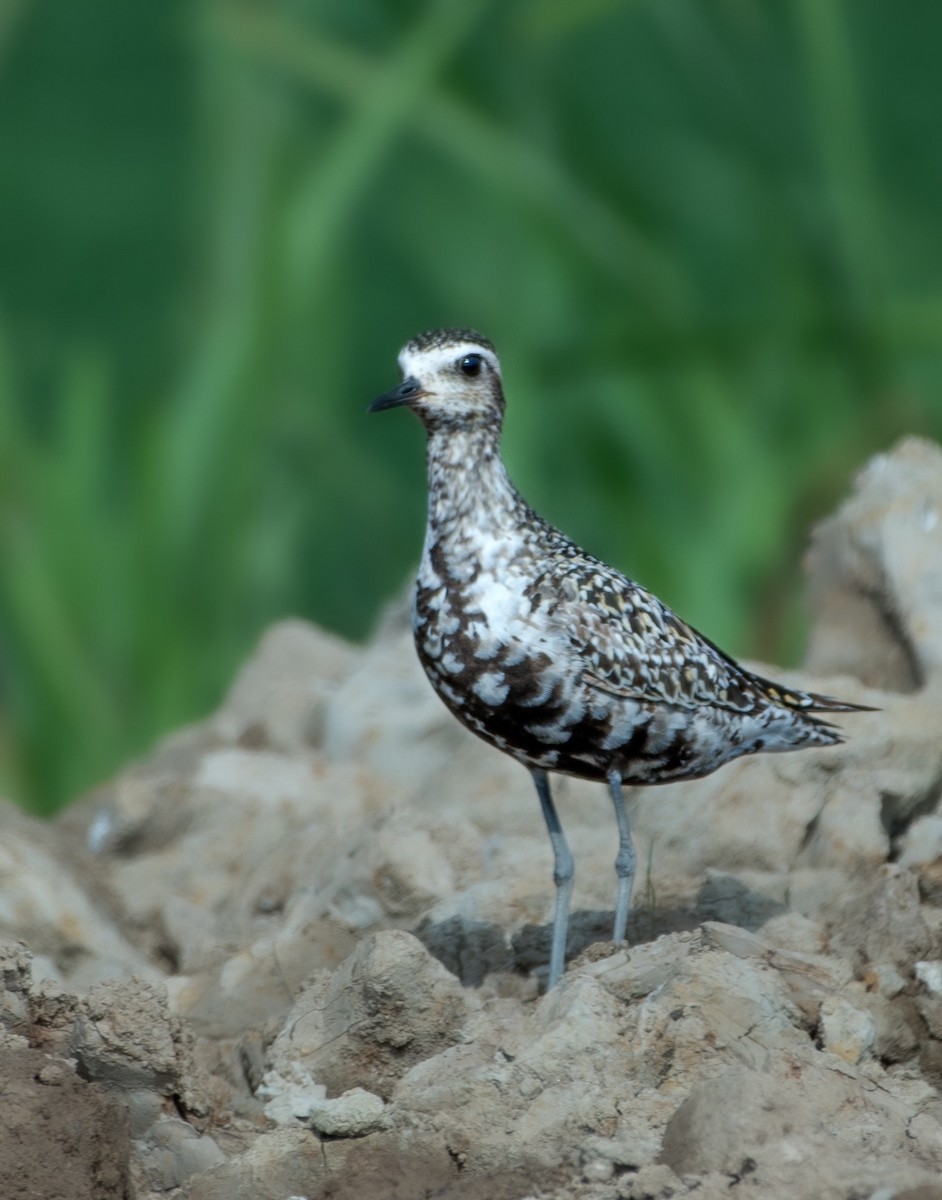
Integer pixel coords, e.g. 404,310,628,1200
369,328,869,987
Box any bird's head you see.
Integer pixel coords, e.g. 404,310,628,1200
369,328,505,432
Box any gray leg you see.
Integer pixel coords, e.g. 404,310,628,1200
607,770,636,944
531,767,573,988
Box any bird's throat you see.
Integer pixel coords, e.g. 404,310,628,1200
425,426,520,539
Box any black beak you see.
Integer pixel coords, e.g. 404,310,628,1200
368,376,424,413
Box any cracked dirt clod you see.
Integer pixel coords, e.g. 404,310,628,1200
266,930,471,1101
0,1046,131,1200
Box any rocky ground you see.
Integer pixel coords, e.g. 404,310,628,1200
4,437,942,1199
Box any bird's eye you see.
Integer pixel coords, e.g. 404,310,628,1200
458,353,483,377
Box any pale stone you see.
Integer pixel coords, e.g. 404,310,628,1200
306,1087,388,1137
916,960,942,994
818,995,876,1064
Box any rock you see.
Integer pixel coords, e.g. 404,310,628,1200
73,743,388,988
696,920,854,1026
828,868,936,973
266,930,470,1100
804,437,942,690
70,976,202,1109
917,858,942,907
865,960,909,998
0,940,34,1036
181,1128,345,1200
110,752,382,971
796,438,942,882
817,994,876,1064
916,960,942,993
323,611,465,782
0,803,154,987
0,1044,130,1200
388,970,632,1179
895,1182,942,1200
134,1117,227,1191
212,618,359,751
659,1062,932,1196
900,817,942,868
619,1164,685,1200
916,992,942,1040
258,1064,327,1126
306,1087,389,1137
365,819,457,919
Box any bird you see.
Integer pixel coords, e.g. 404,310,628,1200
369,327,870,988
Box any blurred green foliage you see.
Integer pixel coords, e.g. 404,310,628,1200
0,0,940,813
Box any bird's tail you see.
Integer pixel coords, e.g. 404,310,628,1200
753,674,878,716
763,682,875,749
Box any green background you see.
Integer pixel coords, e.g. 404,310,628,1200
1,0,939,813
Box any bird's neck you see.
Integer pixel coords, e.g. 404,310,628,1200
424,423,523,543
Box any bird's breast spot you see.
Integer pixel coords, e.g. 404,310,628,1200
422,637,446,662
500,645,527,668
515,671,562,708
600,711,645,751
526,723,572,745
588,696,610,720
439,651,465,675
645,710,687,753
472,672,511,706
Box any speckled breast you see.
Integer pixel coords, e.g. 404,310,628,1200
412,570,748,786
413,574,644,781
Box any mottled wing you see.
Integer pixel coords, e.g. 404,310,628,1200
532,555,870,716
532,558,769,713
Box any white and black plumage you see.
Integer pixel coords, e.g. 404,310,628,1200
369,328,870,987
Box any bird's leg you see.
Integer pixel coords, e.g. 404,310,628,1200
531,767,573,988
607,770,636,945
